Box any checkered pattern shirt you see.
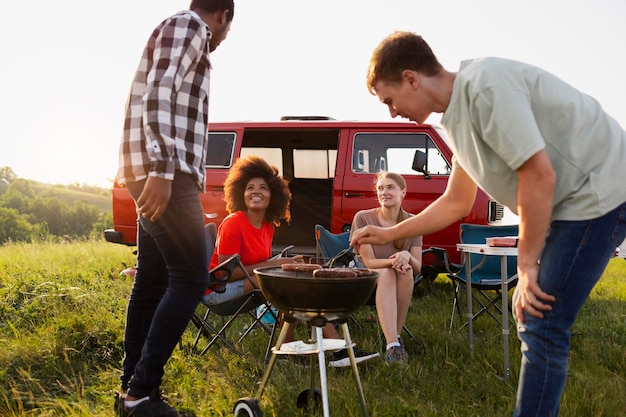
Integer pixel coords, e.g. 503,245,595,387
117,10,211,191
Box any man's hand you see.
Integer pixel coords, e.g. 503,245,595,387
350,225,393,251
514,263,556,322
137,176,172,222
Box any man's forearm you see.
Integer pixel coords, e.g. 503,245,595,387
516,150,556,269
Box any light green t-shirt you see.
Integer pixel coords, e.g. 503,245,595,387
441,57,626,221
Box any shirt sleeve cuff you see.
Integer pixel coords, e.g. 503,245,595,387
149,160,176,180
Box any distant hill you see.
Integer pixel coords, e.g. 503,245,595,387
0,179,112,213
36,183,112,213
35,184,112,213
0,176,114,242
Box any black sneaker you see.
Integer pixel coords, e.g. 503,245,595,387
328,347,379,368
114,389,195,417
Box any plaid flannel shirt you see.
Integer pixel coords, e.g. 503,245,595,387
117,10,211,191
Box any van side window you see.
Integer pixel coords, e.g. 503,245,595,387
241,147,284,176
206,132,236,168
352,133,451,175
294,149,337,178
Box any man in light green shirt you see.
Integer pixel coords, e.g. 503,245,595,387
351,31,626,417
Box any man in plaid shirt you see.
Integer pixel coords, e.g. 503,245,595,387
115,1,234,416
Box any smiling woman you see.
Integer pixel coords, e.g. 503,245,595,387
203,154,299,303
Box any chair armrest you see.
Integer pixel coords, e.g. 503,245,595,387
422,246,462,275
270,244,295,260
208,254,259,291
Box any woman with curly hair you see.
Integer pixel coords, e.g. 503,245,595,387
203,155,302,304
204,155,380,366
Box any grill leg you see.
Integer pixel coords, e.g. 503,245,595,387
314,326,331,417
255,321,291,400
340,322,369,417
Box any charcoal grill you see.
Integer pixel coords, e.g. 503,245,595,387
233,266,377,417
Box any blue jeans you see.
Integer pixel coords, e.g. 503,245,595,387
513,201,626,417
121,173,209,398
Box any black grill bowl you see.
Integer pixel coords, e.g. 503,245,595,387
254,266,377,324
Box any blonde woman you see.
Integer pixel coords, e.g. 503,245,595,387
351,172,422,367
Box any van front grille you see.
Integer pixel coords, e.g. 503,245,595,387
488,200,504,222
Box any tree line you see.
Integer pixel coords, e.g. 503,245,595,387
0,167,113,245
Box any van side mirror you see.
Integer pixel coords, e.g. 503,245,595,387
412,150,430,179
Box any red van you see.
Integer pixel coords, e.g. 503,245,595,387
105,117,506,264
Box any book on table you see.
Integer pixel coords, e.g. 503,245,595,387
485,236,518,247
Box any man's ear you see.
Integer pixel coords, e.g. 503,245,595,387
218,10,230,25
401,70,420,90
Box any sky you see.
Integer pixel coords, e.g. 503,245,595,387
1,0,625,188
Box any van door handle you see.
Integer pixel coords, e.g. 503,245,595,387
344,193,364,198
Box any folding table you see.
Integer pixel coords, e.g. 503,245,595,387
456,243,518,381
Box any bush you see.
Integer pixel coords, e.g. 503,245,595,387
0,207,32,244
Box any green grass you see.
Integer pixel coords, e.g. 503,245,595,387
0,241,624,416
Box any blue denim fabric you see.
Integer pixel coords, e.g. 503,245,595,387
121,173,209,398
513,201,626,417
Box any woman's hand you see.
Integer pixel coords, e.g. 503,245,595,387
389,251,412,273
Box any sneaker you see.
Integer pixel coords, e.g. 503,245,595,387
385,345,409,368
114,389,195,417
328,347,379,368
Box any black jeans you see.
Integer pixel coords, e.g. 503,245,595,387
122,173,209,398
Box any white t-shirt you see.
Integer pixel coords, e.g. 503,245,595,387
441,57,626,221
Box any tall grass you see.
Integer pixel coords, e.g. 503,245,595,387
0,241,624,416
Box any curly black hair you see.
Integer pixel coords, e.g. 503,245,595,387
223,155,291,227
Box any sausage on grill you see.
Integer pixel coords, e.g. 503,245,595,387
312,267,360,278
281,263,323,273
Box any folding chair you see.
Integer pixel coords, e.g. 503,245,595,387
419,246,458,283
446,223,519,331
189,223,278,357
315,224,351,266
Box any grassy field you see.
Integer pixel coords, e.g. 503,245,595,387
0,241,624,416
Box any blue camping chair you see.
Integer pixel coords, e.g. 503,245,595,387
314,224,352,267
445,223,519,330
